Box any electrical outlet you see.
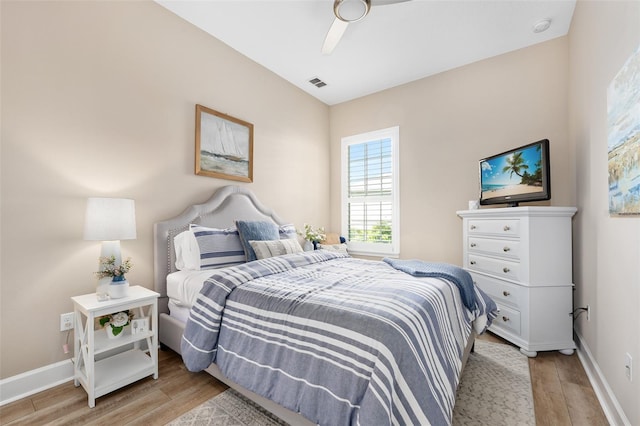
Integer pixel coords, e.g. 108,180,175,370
60,312,74,331
625,353,633,382
587,304,591,321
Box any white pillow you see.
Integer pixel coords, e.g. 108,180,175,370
249,239,303,260
173,229,201,270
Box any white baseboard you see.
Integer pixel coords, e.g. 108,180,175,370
0,359,73,406
575,331,631,426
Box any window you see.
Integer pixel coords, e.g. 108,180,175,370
341,126,399,256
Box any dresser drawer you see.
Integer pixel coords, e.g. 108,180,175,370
468,219,520,237
468,237,520,260
471,273,522,309
492,304,521,336
468,254,520,281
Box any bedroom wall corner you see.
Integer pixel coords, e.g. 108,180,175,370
0,0,330,380
568,1,640,424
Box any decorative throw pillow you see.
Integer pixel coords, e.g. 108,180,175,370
321,233,341,245
190,224,246,269
235,220,280,262
278,223,297,240
318,243,349,254
249,239,303,260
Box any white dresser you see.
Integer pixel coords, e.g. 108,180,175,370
457,206,577,357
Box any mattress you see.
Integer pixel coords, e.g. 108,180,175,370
167,299,192,324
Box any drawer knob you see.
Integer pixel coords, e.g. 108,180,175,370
470,243,477,247
503,290,510,296
503,246,510,252
470,260,476,265
503,267,510,273
503,225,510,231
470,225,477,230
502,316,510,322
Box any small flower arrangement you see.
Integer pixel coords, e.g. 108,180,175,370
95,256,133,282
299,224,326,243
99,310,134,336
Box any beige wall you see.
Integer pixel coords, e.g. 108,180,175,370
0,1,330,378
568,1,640,424
329,37,572,264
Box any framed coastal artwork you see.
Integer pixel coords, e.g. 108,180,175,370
607,44,640,215
195,104,253,182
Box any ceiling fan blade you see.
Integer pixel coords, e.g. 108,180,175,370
322,18,349,55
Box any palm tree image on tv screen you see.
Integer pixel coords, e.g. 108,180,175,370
481,143,545,201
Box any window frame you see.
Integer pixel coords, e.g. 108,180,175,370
341,126,400,257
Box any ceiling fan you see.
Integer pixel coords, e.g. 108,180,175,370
322,0,410,55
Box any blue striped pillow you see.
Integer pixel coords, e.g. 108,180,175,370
190,225,246,269
278,224,297,240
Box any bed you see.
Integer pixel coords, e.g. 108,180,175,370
153,185,497,425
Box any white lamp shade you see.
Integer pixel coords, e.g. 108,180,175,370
84,198,137,241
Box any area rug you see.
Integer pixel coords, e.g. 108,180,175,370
452,340,535,425
167,340,534,426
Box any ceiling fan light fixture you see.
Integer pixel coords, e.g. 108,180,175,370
334,0,371,22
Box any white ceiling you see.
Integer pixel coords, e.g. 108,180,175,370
156,0,576,106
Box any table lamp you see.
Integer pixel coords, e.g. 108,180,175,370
84,197,136,299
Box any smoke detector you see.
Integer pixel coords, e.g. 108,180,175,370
532,19,551,33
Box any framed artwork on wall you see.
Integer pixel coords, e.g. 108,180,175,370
607,44,640,215
195,104,253,182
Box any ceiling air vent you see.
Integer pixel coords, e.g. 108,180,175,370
309,77,327,88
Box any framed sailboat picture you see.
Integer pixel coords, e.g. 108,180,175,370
195,104,253,182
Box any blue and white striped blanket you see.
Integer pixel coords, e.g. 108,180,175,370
181,251,497,425
382,258,477,311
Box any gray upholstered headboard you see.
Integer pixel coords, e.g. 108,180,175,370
153,185,288,313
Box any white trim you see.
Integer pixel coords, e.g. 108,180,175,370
575,331,631,426
0,359,73,406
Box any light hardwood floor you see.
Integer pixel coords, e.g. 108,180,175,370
1,333,608,425
478,332,608,426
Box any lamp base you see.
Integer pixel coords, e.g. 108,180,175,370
100,240,122,266
109,280,129,299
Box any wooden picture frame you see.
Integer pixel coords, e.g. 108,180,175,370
195,104,253,182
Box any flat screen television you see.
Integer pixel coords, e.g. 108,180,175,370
479,139,551,207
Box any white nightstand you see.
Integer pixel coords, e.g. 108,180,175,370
71,285,160,407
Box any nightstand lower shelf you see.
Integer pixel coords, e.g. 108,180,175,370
93,349,155,398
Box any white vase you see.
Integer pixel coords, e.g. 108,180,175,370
105,325,124,339
303,240,314,251
109,279,129,299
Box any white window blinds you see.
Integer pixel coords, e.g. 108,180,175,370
341,127,399,256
